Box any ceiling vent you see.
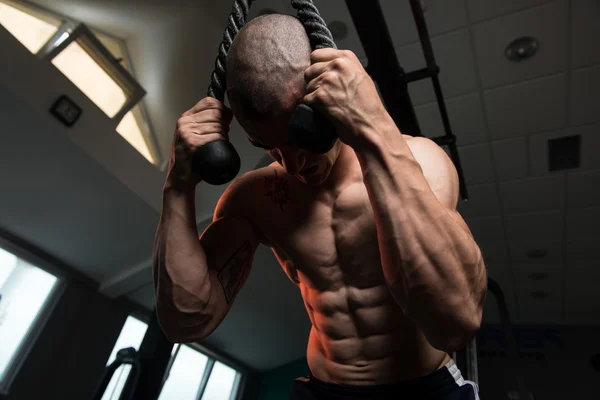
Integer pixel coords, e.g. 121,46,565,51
548,135,581,172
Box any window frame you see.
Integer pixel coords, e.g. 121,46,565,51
158,342,248,400
0,0,163,167
39,22,146,124
0,234,67,395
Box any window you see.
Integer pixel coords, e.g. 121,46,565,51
0,246,61,392
0,0,160,166
0,0,61,53
101,315,148,400
158,345,242,400
158,345,209,399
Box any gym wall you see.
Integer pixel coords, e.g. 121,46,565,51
0,279,136,400
252,357,310,400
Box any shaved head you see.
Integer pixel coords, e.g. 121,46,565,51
225,13,311,124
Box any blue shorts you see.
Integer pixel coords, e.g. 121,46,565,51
290,360,480,399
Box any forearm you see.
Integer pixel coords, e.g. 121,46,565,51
152,182,215,341
356,120,486,351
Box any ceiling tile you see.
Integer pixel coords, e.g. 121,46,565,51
483,274,519,324
484,74,567,140
512,262,562,290
571,0,600,68
465,216,504,242
570,65,600,127
467,0,551,22
508,240,563,265
499,175,565,214
515,296,562,324
567,238,600,263
381,0,468,48
457,184,501,218
479,240,510,265
567,207,600,239
398,29,478,105
568,170,600,209
565,260,600,321
472,0,568,89
504,211,564,241
492,138,529,182
414,93,488,146
458,143,495,185
572,124,600,170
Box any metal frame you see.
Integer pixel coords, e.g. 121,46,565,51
345,0,469,201
38,22,146,123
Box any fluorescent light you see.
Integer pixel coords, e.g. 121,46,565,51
0,1,61,53
117,110,154,163
54,31,70,46
52,41,127,118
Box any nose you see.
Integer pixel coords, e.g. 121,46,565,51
278,145,305,175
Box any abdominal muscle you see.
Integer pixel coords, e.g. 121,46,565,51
300,281,451,386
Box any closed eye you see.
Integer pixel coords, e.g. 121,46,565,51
247,137,274,150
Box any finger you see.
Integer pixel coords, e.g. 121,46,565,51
189,133,228,148
305,73,328,95
183,97,224,117
310,48,341,63
188,108,224,124
304,61,331,83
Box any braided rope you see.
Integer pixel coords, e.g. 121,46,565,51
291,0,337,50
208,0,254,101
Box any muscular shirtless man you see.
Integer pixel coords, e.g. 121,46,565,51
153,13,487,400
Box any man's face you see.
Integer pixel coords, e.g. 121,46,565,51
242,113,343,185
232,93,343,186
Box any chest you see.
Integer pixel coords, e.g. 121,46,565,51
263,181,384,290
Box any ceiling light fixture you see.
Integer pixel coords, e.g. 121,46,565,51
526,249,548,259
505,36,539,62
531,291,549,300
528,272,548,281
328,20,348,41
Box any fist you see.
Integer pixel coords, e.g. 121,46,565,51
303,49,388,149
167,97,234,188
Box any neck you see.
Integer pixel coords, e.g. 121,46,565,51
324,143,361,189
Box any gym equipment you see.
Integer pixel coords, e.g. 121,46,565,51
93,347,140,400
195,0,337,185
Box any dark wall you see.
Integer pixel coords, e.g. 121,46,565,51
1,279,140,400
254,358,309,400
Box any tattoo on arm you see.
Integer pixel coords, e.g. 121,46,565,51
217,241,252,304
264,170,293,211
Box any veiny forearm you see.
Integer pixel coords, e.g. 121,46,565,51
356,122,486,351
152,184,215,340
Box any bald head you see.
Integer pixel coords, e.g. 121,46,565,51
226,14,311,125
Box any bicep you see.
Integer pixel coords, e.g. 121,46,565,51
200,216,261,306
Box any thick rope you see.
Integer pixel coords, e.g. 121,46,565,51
291,0,337,50
208,0,254,101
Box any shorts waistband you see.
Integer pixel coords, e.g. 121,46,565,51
304,360,465,398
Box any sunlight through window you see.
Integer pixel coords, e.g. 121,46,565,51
52,41,127,118
101,316,148,400
0,1,61,53
117,110,154,163
0,248,58,384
